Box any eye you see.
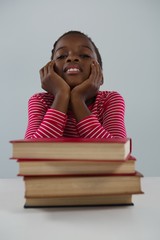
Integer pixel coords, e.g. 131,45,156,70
56,54,67,60
80,54,91,59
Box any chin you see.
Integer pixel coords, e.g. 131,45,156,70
65,79,85,88
68,82,81,89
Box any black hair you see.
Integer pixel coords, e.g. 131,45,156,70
51,30,103,69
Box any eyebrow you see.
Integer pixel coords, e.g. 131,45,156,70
81,45,93,52
55,46,66,53
55,45,93,53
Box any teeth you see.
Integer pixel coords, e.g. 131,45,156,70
67,68,80,72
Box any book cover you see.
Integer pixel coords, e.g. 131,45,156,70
10,137,131,143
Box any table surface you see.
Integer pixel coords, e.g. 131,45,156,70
0,177,160,240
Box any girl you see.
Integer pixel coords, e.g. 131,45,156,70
25,31,127,139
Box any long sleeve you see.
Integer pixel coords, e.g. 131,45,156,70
76,91,127,138
24,94,67,139
24,91,127,139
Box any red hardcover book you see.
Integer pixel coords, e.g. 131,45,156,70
10,137,131,161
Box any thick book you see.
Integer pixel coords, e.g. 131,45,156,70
24,172,143,198
17,155,136,176
24,194,134,208
10,137,131,161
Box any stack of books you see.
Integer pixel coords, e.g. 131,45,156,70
10,138,143,208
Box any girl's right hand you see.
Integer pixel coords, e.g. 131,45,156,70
39,61,70,96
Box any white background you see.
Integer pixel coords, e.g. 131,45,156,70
0,178,160,240
0,0,159,177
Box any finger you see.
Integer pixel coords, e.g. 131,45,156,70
90,62,97,79
91,61,99,82
45,61,53,75
48,60,55,72
40,61,51,76
92,61,103,87
39,68,44,79
44,61,52,69
96,63,103,85
43,65,48,76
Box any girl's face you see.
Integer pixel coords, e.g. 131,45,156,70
53,34,98,89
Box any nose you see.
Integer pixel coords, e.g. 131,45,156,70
66,53,79,62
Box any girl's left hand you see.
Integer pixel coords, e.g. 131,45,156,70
71,60,103,102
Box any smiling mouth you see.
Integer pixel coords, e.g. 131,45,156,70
66,68,80,74
66,67,80,74
64,64,81,74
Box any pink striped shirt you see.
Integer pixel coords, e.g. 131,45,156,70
24,91,127,139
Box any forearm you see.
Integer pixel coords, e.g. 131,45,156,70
51,91,70,114
77,114,112,138
25,108,67,139
24,95,67,139
70,92,91,122
75,91,127,139
70,94,112,138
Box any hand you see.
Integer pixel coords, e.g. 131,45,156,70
70,60,103,122
71,60,103,102
39,61,70,96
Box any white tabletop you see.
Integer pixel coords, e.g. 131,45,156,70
0,177,160,240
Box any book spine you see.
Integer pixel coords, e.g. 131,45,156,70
22,171,142,178
15,158,130,162
24,203,134,208
18,172,137,177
